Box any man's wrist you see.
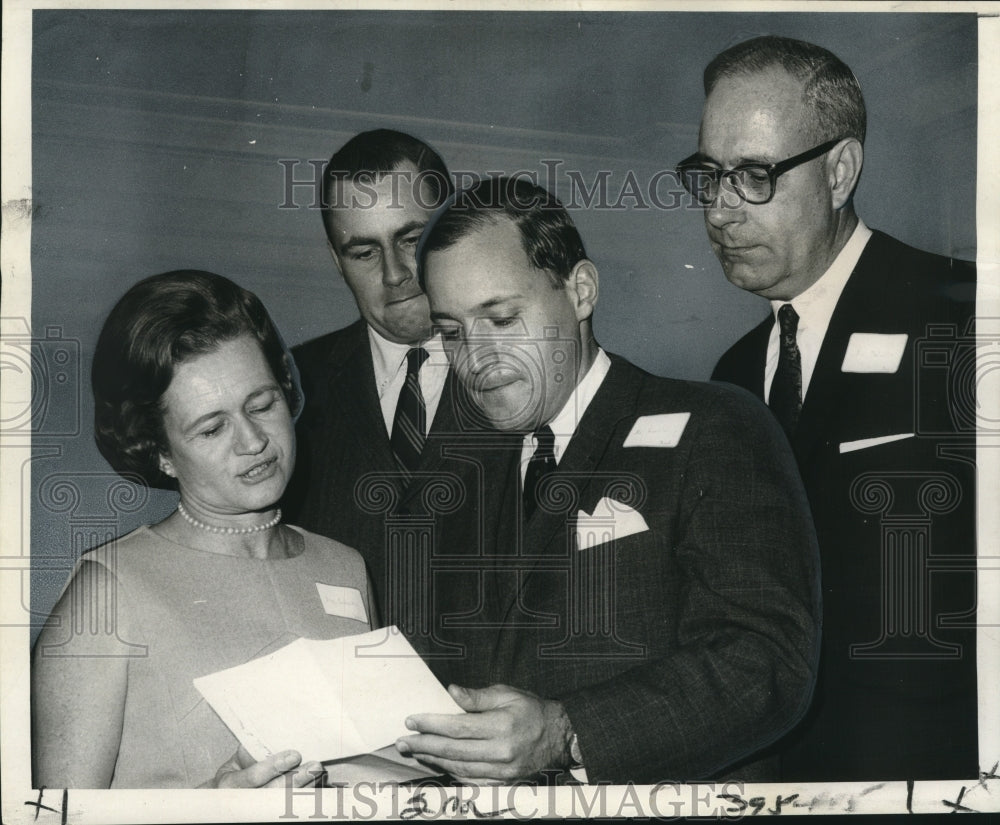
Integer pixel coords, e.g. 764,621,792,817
543,699,577,770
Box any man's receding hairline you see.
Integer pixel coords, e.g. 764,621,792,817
706,65,841,144
424,213,570,291
708,63,808,99
424,210,505,255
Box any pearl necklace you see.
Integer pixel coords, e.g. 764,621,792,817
177,502,281,535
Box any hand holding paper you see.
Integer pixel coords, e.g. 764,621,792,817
199,746,323,789
397,683,573,785
194,627,463,766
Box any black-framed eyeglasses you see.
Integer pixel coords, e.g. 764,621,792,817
676,138,844,206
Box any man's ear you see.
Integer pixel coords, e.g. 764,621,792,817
567,259,599,322
828,138,864,210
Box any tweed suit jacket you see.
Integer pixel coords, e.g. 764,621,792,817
285,319,495,633
713,229,978,781
429,354,822,784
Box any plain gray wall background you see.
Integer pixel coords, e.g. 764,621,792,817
26,10,977,636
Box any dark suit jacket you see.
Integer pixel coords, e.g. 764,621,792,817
713,229,978,781
429,354,822,784
285,320,498,636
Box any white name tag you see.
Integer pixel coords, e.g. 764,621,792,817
622,413,691,448
841,333,908,374
316,583,368,624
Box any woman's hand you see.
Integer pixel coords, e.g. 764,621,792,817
201,745,325,788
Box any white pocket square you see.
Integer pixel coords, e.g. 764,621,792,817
839,432,914,453
841,333,908,373
623,413,691,448
574,497,649,551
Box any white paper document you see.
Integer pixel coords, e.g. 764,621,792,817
193,626,463,765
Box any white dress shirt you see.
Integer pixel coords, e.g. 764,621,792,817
367,326,449,438
764,220,873,404
520,349,612,481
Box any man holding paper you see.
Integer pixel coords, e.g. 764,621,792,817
394,177,822,784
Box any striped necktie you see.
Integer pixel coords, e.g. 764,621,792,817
390,347,429,475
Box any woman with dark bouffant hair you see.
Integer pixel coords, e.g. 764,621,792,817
32,271,372,788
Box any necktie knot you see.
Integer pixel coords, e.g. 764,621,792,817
533,425,555,458
777,303,799,337
406,346,429,376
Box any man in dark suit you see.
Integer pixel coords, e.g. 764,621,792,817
393,177,822,785
678,36,978,780
287,130,476,634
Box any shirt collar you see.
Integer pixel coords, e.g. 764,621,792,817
770,219,871,324
528,348,612,464
366,324,445,399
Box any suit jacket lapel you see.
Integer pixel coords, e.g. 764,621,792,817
792,232,888,464
412,370,461,474
396,368,487,513
561,355,645,517
324,320,398,477
495,357,641,621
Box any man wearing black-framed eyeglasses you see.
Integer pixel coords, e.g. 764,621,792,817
689,35,977,784
676,138,843,208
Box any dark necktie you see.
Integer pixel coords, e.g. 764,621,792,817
769,303,802,438
390,347,429,475
522,425,557,520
